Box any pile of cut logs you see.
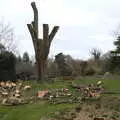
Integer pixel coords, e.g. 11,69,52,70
0,81,31,105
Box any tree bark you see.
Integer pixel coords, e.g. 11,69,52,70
36,59,45,83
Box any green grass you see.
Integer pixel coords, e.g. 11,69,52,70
0,78,120,120
0,102,77,120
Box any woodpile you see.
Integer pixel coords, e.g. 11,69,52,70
71,81,104,100
40,88,81,104
0,81,31,106
35,81,104,104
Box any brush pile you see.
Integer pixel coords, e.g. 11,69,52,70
43,88,82,104
37,81,104,104
71,81,104,100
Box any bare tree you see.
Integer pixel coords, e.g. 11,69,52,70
0,20,17,54
90,48,101,62
27,2,59,82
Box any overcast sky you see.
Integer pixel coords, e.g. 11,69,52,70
0,0,120,59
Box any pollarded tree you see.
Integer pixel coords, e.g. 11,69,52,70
27,2,59,82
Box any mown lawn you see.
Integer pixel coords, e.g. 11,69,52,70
0,78,120,120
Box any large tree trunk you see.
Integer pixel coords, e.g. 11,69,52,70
36,59,45,82
27,2,59,82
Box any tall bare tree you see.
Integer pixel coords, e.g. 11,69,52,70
0,20,17,54
27,2,59,82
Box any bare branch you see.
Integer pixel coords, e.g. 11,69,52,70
0,21,17,54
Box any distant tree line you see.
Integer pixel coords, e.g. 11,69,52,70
1,36,120,81
1,18,120,82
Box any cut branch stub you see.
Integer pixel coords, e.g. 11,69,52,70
31,21,38,39
27,24,37,54
42,25,59,59
48,26,59,46
43,24,49,45
42,24,49,59
31,2,38,37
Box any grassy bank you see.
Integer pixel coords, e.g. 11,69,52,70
0,78,120,120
